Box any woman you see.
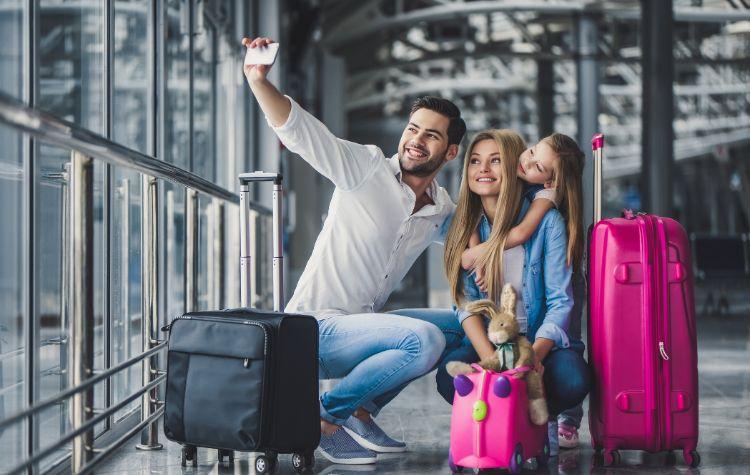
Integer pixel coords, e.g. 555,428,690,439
393,129,589,452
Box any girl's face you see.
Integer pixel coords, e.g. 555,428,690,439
467,139,503,197
518,140,557,187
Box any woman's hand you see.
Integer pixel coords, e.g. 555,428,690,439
532,337,554,375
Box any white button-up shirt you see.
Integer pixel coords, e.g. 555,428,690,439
270,97,455,317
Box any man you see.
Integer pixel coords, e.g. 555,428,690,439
242,36,466,465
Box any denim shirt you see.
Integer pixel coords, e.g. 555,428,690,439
457,199,575,350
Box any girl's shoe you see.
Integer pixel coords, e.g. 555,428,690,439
558,422,580,449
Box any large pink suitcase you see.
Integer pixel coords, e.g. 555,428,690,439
587,134,700,467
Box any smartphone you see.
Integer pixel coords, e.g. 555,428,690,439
244,43,279,66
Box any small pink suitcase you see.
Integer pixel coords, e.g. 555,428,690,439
448,365,548,474
587,134,700,467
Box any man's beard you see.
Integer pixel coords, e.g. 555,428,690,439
399,147,448,178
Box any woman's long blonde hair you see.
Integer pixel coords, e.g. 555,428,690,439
542,133,585,272
444,130,526,304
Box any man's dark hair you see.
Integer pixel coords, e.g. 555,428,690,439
409,96,467,146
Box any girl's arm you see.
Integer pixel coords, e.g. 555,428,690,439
461,315,496,361
506,198,554,248
461,231,484,269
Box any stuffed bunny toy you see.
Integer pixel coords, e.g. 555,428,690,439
447,284,549,425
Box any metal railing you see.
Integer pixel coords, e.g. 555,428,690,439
0,91,273,473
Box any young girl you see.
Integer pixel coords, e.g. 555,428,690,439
462,133,583,294
461,132,588,452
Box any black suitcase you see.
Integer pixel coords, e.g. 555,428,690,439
162,172,320,473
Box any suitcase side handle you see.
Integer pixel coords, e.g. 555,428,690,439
239,171,284,311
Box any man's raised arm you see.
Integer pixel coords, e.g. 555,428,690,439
242,37,291,127
241,36,381,191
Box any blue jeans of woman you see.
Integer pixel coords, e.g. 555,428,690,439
390,308,591,416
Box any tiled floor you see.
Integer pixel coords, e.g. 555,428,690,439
98,314,750,474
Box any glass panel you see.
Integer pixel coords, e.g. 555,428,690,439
193,20,215,182
37,1,105,467
112,0,150,421
0,0,24,98
165,0,190,169
0,134,26,470
0,2,26,471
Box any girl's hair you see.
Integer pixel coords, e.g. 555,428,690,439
542,133,585,272
444,130,526,304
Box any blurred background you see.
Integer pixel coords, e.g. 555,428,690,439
0,0,748,472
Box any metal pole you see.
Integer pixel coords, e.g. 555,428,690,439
272,183,284,311
641,0,674,216
69,151,95,473
60,163,70,436
165,189,175,315
537,58,555,138
135,175,162,451
577,13,599,230
216,202,225,309
185,189,198,312
207,199,216,309
119,179,131,391
239,185,251,308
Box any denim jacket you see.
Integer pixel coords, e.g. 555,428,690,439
456,199,575,350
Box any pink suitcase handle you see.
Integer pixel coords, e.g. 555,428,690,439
592,133,604,223
591,133,604,151
470,364,535,375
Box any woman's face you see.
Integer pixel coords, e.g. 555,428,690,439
467,139,503,197
518,139,557,187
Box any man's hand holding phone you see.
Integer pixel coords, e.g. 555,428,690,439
241,37,278,86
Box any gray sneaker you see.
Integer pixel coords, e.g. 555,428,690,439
343,416,407,453
318,427,378,465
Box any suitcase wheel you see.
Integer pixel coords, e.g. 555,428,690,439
217,449,234,465
601,449,620,467
508,443,523,475
181,445,197,467
255,453,277,474
447,450,463,473
292,451,314,472
683,449,701,467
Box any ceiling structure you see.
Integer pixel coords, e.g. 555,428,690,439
316,0,750,178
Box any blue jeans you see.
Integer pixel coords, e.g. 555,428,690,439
317,312,461,425
391,308,591,417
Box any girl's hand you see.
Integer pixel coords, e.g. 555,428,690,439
474,266,487,293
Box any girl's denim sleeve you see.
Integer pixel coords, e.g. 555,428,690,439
456,270,485,324
535,212,574,349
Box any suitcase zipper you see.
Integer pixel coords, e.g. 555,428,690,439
639,216,663,451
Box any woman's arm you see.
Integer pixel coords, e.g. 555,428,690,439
506,198,554,248
461,315,496,361
534,212,574,350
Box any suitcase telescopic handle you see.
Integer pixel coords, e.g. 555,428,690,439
238,171,284,311
591,133,604,224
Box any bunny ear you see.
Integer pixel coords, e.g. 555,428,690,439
500,284,516,314
464,299,498,319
